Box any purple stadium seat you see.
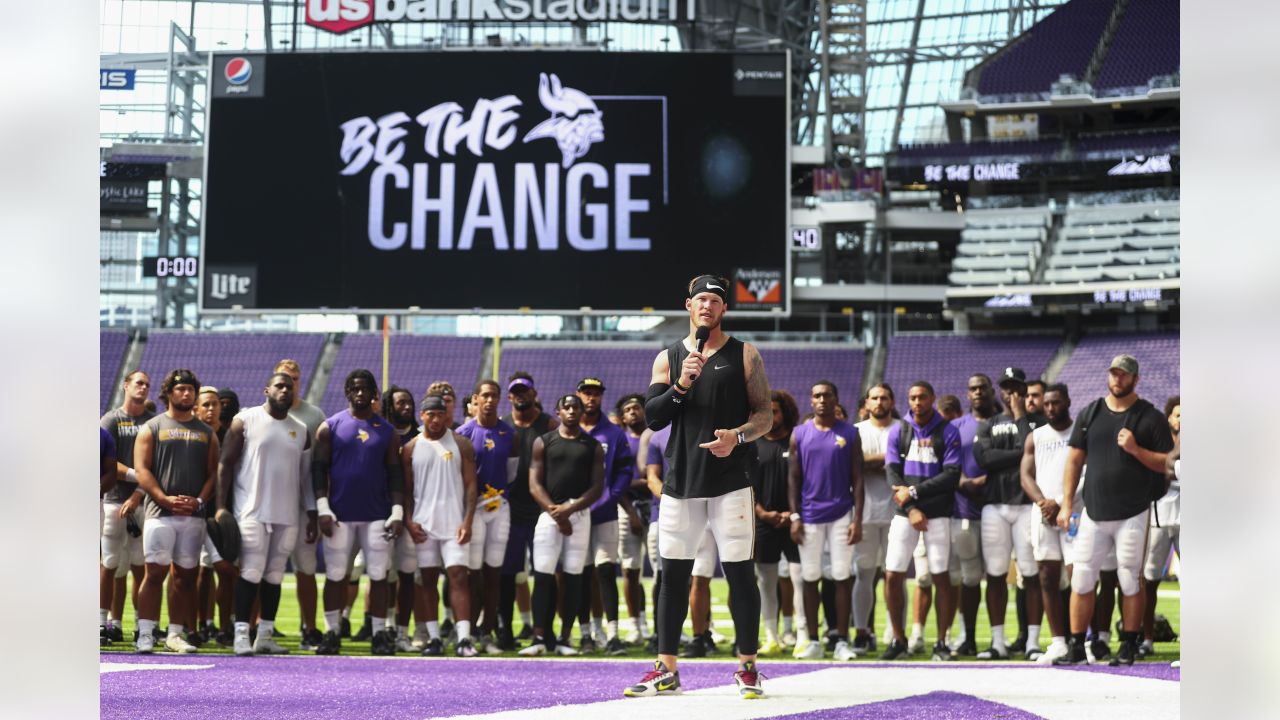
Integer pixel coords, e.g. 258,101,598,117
139,332,326,414
1054,332,1179,410
976,0,1117,96
883,335,1063,409
1095,0,1179,90
320,334,484,417
756,345,867,415
100,330,130,414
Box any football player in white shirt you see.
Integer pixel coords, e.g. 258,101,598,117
1020,383,1076,664
1140,397,1180,657
852,384,898,656
217,373,310,655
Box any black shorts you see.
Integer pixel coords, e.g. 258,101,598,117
754,526,799,564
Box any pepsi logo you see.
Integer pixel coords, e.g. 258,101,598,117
224,58,252,86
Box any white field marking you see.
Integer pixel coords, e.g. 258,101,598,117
100,662,214,674
1157,589,1179,598
433,665,1178,720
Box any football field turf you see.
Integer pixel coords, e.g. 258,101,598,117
100,574,1180,663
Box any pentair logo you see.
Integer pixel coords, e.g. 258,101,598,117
224,57,252,85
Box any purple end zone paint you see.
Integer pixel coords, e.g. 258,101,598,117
770,690,1047,720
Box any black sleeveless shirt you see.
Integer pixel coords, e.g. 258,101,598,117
541,430,599,504
502,411,553,524
663,336,752,499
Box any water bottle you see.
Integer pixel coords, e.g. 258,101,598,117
1067,512,1080,539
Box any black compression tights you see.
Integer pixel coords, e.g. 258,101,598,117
598,562,619,623
655,557,760,656
498,573,516,632
722,560,760,655
259,581,282,622
234,578,258,626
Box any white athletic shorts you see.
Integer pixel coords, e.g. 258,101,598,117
416,534,468,569
617,505,647,571
591,519,621,566
395,530,418,575
646,521,660,570
1029,508,1068,563
101,501,145,573
143,514,205,570
1143,525,1180,582
291,508,320,575
471,503,510,569
657,487,754,564
532,508,591,575
200,533,223,569
692,527,719,578
1071,509,1149,596
912,535,932,588
885,513,951,576
949,517,984,587
852,522,890,576
324,522,390,582
798,510,855,582
981,503,1038,578
238,519,298,585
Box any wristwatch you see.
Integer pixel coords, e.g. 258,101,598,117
908,486,919,500
789,512,800,523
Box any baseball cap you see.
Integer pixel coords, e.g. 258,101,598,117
998,367,1027,388
1109,354,1139,375
507,377,534,393
577,377,605,392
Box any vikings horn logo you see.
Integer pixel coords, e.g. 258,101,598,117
522,73,605,168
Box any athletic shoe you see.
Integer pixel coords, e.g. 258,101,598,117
215,630,234,648
833,639,857,661
701,631,719,654
234,632,254,656
850,635,871,657
931,641,956,661
165,634,198,654
709,628,728,646
100,625,109,646
579,636,599,655
439,618,454,641
474,633,501,655
253,635,290,655
108,624,125,643
1109,638,1138,667
354,619,374,642
780,630,797,647
1137,640,1155,658
757,639,782,657
371,629,396,655
1088,639,1111,663
623,660,681,698
185,630,204,649
606,637,627,656
395,633,417,653
867,635,877,653
516,638,547,656
422,638,445,656
456,638,478,657
976,645,1009,660
907,637,926,655
880,639,909,660
793,639,823,659
681,634,708,658
340,617,352,639
952,638,978,657
644,635,659,655
315,630,341,655
824,630,840,652
1037,641,1070,665
496,627,517,651
553,640,579,656
1025,646,1043,661
734,660,764,699
1008,633,1027,654
135,632,155,654
1053,638,1089,666
299,628,325,652
515,625,534,642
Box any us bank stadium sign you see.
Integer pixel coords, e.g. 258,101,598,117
305,0,695,32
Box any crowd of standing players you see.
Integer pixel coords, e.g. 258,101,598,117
99,353,1180,667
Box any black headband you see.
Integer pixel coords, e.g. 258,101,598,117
420,394,447,412
688,275,728,301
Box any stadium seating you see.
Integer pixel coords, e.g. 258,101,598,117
320,334,484,416
495,342,657,417
1054,332,1180,408
894,138,1061,163
1046,202,1180,285
139,332,326,413
100,330,130,413
1094,0,1179,90
882,335,1063,407
950,207,1051,287
754,345,868,412
974,0,1117,96
1074,131,1179,160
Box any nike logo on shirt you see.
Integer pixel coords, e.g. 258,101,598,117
714,363,729,370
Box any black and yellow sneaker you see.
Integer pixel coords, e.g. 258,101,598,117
623,660,681,698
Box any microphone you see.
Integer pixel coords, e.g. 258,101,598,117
695,325,711,354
